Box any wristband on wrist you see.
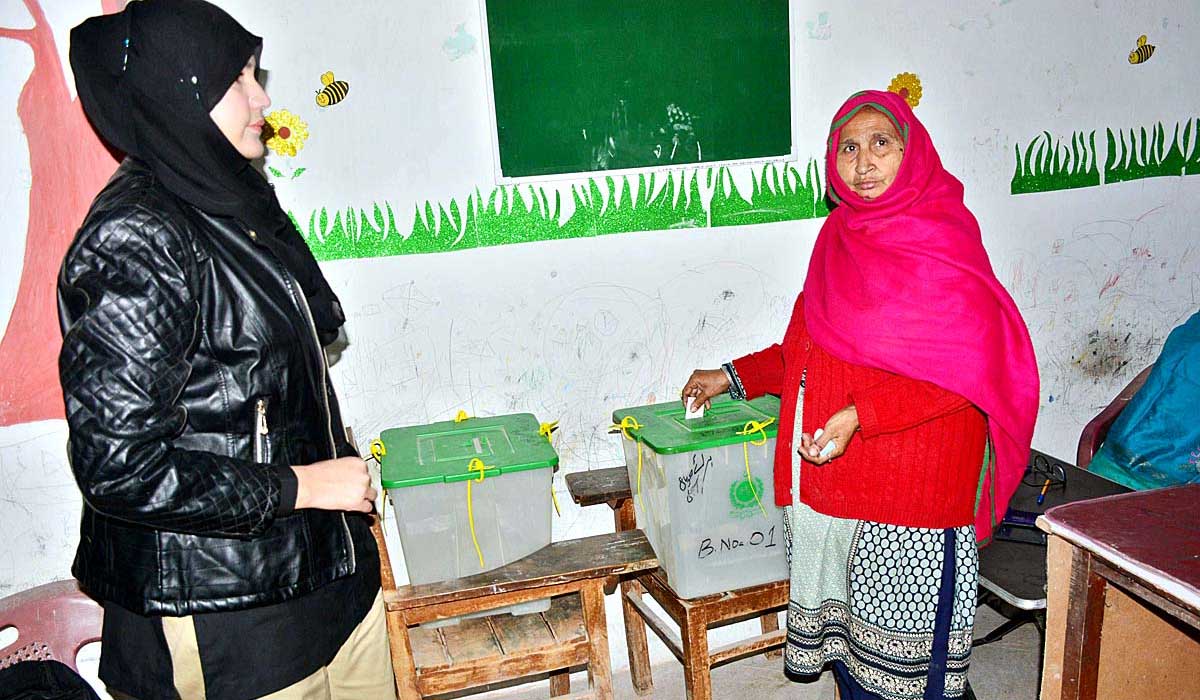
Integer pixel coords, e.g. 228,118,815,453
722,362,747,401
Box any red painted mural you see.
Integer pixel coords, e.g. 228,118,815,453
0,0,122,426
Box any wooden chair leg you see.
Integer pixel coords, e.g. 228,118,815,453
621,578,654,695
385,610,422,700
760,611,781,659
613,496,654,694
549,669,571,696
680,610,713,700
581,579,615,700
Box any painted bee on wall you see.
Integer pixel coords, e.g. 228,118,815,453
315,71,349,107
1128,35,1156,65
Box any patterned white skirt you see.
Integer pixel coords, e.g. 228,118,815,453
784,478,978,699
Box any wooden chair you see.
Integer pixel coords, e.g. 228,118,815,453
565,467,788,700
1076,364,1153,468
369,516,656,699
0,579,103,672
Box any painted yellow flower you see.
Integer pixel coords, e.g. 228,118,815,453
887,72,923,108
264,109,309,157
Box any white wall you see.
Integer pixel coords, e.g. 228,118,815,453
2,0,1198,678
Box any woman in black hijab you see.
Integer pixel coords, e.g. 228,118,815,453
60,2,396,698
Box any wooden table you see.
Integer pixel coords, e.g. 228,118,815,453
566,467,787,700
1037,484,1200,700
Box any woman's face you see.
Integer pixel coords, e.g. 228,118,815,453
209,56,271,159
835,108,905,200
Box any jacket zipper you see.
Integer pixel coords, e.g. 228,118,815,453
290,267,356,573
248,226,356,573
254,398,270,463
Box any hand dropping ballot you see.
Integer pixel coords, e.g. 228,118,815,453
685,396,705,420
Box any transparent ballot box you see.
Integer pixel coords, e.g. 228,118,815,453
380,413,557,623
612,395,787,599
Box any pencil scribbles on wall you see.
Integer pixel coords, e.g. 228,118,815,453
334,262,791,481
1007,210,1198,422
1011,117,1200,194
0,424,89,596
290,161,829,261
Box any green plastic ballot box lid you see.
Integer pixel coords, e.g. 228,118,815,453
380,413,559,489
611,395,781,455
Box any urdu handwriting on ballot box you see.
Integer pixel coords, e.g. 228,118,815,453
611,396,788,599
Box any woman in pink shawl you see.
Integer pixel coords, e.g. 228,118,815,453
682,90,1039,700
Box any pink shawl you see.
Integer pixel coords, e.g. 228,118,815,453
803,90,1040,543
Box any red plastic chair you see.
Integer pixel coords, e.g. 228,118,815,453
1076,364,1154,469
0,580,103,672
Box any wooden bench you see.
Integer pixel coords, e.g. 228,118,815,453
566,467,789,700
372,519,657,699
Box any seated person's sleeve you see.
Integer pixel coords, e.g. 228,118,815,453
1089,309,1200,489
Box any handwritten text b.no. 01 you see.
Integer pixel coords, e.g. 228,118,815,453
697,526,778,560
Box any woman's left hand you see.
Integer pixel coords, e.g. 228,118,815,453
798,405,859,465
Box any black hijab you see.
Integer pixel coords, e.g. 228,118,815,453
70,0,345,344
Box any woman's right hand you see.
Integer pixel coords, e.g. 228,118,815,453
681,368,731,411
291,457,376,512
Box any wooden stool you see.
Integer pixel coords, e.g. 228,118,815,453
371,519,657,699
566,467,789,700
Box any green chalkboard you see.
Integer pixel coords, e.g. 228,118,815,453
483,0,792,179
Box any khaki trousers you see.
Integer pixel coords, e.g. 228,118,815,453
134,589,397,700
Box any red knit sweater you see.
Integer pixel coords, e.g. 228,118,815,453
732,295,988,529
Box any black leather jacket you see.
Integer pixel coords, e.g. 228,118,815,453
58,159,375,616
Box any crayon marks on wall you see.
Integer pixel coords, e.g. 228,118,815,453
1007,209,1198,425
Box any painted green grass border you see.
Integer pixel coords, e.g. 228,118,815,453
1105,120,1200,183
710,160,829,226
1012,117,1200,195
291,162,829,261
1010,131,1100,195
